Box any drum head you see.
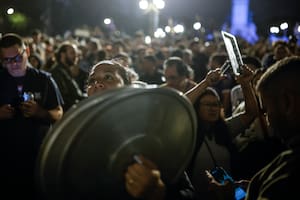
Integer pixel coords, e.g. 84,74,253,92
36,87,197,200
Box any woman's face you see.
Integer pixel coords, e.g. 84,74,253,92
197,94,221,122
86,63,125,96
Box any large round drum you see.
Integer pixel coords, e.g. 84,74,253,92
36,87,197,200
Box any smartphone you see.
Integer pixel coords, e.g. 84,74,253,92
210,167,246,200
235,186,247,200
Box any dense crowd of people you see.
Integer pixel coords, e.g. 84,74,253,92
1,26,300,200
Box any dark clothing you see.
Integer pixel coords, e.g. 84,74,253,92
186,119,240,200
0,66,63,199
191,52,209,83
139,70,165,85
50,62,85,111
246,136,300,200
166,172,197,200
261,53,276,69
74,68,89,93
235,137,286,180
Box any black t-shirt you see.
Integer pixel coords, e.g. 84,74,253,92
0,66,63,198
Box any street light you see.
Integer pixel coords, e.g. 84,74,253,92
280,22,289,30
139,0,165,36
270,26,280,34
193,22,201,31
174,24,184,34
7,8,15,15
104,18,112,25
154,28,166,38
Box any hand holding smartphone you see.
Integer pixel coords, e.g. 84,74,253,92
209,166,247,200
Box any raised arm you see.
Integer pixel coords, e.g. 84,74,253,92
185,68,223,104
234,65,260,127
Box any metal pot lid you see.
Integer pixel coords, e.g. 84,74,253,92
36,87,197,200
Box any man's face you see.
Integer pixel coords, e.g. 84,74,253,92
86,63,125,96
141,59,155,74
64,46,78,66
164,65,185,91
1,44,27,77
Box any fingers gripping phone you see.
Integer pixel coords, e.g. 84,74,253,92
210,167,246,200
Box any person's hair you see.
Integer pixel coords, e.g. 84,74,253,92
194,87,221,113
89,38,102,50
32,29,41,36
29,53,44,69
90,60,132,85
257,56,300,96
0,33,24,48
143,55,157,64
113,52,130,60
242,55,262,69
97,50,106,61
171,49,184,58
209,52,228,65
272,40,287,49
189,39,200,48
163,56,189,77
155,50,165,60
55,42,74,62
113,52,133,67
183,49,193,56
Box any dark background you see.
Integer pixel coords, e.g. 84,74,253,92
0,0,299,36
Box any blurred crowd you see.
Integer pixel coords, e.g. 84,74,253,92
1,26,300,200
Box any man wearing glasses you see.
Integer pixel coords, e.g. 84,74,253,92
161,57,197,93
0,33,64,199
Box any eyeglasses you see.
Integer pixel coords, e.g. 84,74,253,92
2,49,25,65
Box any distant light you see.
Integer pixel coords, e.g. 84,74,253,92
280,22,289,30
298,25,300,33
145,35,152,44
153,0,165,9
206,34,214,41
7,8,14,15
193,22,201,30
174,24,184,33
154,28,166,38
139,0,149,10
164,26,171,33
270,26,280,34
104,18,112,25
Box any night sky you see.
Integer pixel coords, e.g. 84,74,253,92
0,0,299,36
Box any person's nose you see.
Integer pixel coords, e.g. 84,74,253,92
9,61,19,67
93,80,105,89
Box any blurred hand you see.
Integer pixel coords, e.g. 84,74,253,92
20,100,43,118
125,155,165,200
206,170,249,200
0,104,15,120
235,64,255,85
205,68,226,86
